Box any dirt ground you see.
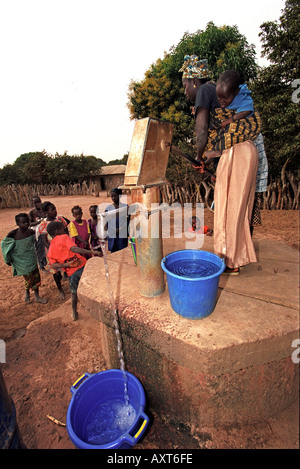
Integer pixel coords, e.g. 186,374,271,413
0,193,299,450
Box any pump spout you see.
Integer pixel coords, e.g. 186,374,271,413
96,206,129,241
96,214,107,241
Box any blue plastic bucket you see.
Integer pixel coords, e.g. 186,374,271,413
66,370,149,449
161,250,225,319
0,369,25,449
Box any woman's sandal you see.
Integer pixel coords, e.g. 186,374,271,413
223,267,240,276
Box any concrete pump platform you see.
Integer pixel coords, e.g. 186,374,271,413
78,237,299,433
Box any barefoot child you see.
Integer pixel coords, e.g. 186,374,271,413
28,196,47,271
28,196,44,227
38,201,69,299
1,213,47,304
46,221,102,320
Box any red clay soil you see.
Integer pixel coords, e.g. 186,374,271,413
0,194,299,449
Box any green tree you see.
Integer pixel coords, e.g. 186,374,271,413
251,0,300,176
0,152,50,185
0,151,106,187
258,0,299,83
11,153,33,185
21,151,50,184
0,164,16,186
45,152,103,184
107,153,129,166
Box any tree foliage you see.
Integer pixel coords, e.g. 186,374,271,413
0,151,105,187
107,153,129,166
258,0,299,83
250,0,300,176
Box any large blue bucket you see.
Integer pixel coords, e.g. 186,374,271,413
161,250,225,319
66,370,150,449
0,369,25,449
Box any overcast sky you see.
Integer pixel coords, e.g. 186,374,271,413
0,0,285,168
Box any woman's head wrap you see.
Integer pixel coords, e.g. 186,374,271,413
179,55,209,79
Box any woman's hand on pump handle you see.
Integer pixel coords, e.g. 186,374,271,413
192,157,216,182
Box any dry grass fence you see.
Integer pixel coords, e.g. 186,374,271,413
162,172,299,210
1,174,299,210
0,181,96,209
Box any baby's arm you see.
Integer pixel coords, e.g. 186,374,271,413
221,110,252,128
233,110,252,121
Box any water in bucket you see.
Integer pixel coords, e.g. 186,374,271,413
67,370,149,449
84,399,136,445
166,257,220,278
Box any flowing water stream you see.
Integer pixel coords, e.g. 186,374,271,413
83,241,135,445
100,241,129,407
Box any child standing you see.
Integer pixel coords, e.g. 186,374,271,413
105,188,129,253
69,206,91,257
46,221,101,320
1,213,47,304
28,196,44,227
28,195,47,271
38,201,69,299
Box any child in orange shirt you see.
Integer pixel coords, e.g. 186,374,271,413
46,221,101,320
189,216,213,236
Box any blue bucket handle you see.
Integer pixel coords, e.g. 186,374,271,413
119,410,150,447
70,372,92,394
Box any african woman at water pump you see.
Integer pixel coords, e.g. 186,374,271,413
180,55,261,275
